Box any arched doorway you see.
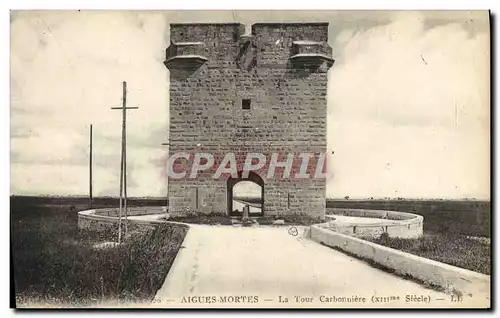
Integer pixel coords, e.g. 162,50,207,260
227,171,264,216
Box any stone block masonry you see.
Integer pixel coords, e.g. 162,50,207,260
164,23,335,219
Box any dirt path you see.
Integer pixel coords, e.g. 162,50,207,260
151,225,476,308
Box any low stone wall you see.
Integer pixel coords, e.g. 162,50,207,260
78,210,119,230
327,207,420,220
93,206,168,217
78,208,172,231
325,208,423,238
310,225,490,300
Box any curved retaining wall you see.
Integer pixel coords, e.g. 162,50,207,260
78,206,422,239
78,207,170,230
310,225,490,303
92,206,168,217
325,208,424,238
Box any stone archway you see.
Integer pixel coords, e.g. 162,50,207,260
227,171,264,217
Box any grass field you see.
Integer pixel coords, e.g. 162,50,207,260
11,196,186,307
11,195,491,305
366,233,491,275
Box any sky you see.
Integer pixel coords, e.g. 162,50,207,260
10,10,490,199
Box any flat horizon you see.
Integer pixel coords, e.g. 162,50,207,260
9,194,491,201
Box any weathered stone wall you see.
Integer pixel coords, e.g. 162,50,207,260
165,23,333,219
93,206,168,217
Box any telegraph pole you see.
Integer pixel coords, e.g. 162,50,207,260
89,124,93,209
112,81,138,243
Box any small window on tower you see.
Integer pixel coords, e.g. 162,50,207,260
242,99,251,110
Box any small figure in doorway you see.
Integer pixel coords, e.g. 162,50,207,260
242,204,252,227
242,204,250,221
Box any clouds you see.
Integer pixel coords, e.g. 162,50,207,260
11,10,169,196
327,11,489,199
10,11,490,199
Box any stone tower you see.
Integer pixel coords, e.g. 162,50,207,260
164,23,334,220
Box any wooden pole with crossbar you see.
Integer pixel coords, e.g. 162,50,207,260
111,81,138,243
